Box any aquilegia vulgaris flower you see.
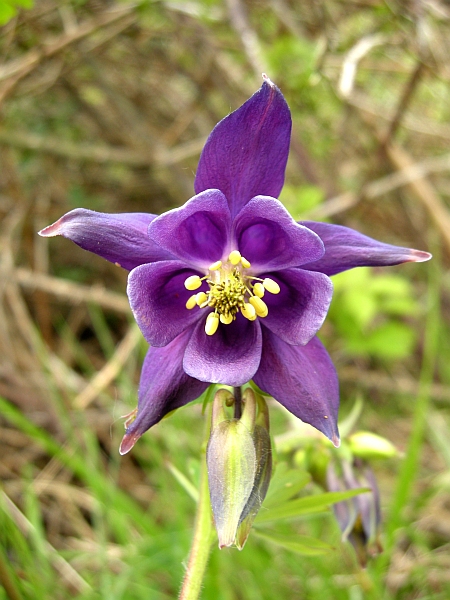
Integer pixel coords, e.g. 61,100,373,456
40,75,431,455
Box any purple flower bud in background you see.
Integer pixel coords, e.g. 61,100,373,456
327,459,383,566
39,75,431,454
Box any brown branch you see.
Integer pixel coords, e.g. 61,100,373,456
13,268,130,314
0,128,205,167
74,325,142,409
225,0,265,77
381,61,425,147
0,3,136,104
384,142,450,252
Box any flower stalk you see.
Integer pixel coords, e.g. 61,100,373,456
179,411,215,600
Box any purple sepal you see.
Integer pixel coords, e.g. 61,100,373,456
254,329,340,446
119,329,209,454
195,78,291,218
233,197,324,272
183,314,262,387
39,209,173,271
300,221,432,276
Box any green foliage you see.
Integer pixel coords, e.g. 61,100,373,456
328,267,421,360
279,184,325,220
265,36,318,91
0,0,32,25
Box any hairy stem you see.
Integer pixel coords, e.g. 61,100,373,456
179,414,215,600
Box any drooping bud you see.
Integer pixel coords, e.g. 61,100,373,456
207,387,272,549
327,459,382,566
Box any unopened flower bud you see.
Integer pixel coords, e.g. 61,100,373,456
207,387,272,549
348,431,398,460
327,459,382,566
235,390,272,549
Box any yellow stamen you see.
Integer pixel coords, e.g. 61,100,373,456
263,278,280,294
241,303,256,321
186,295,197,309
220,313,233,325
183,250,275,331
253,282,265,298
196,292,208,306
205,313,219,335
249,296,268,318
184,275,202,291
228,250,241,265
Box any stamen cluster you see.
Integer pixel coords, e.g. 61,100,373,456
184,250,280,335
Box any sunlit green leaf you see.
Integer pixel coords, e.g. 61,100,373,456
256,488,370,524
263,468,311,508
253,529,334,555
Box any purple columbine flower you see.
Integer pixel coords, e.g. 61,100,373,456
39,76,431,455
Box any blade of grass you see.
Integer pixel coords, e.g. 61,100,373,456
375,245,441,587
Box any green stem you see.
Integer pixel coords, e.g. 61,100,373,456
179,416,215,600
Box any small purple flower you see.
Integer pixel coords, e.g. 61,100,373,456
40,76,430,454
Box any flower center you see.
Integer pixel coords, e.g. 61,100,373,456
184,250,280,336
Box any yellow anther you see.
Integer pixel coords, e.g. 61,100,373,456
184,275,202,291
240,256,251,268
205,313,219,335
253,282,265,298
196,292,208,306
263,278,280,294
249,296,268,318
186,295,197,309
241,302,256,321
228,250,241,265
209,260,222,271
220,313,233,325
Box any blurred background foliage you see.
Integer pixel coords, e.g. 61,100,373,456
0,0,449,598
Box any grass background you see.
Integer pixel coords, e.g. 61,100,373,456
0,0,449,598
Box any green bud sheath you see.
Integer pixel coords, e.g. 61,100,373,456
207,419,257,548
206,388,273,549
235,423,272,550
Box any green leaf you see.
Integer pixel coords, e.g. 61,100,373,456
263,467,311,508
253,529,334,555
348,321,416,359
0,3,15,24
256,488,370,524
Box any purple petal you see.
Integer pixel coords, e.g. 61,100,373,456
183,314,262,386
300,221,432,276
39,209,173,271
195,77,291,218
127,260,204,346
233,197,324,272
254,330,340,446
148,190,232,268
120,330,208,454
263,268,333,345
